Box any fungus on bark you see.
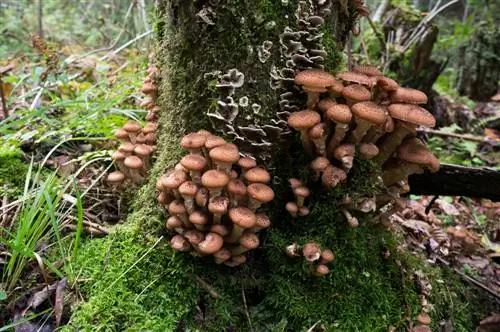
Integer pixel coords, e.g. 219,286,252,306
341,84,372,106
230,232,260,255
294,69,337,107
247,183,275,211
209,143,240,173
287,110,321,155
311,156,330,181
348,101,386,143
227,207,256,243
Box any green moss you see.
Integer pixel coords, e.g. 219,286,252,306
0,146,29,197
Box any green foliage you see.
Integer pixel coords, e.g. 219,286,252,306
0,145,29,197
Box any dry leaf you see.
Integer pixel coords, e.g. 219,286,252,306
54,278,67,326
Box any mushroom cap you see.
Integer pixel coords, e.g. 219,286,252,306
142,122,157,134
308,122,327,139
161,170,187,189
209,143,240,164
178,181,198,197
390,87,428,104
321,165,347,187
303,242,321,262
238,232,260,250
123,120,142,133
201,169,230,189
294,70,337,89
145,132,157,145
317,98,336,113
115,129,130,140
180,133,207,150
287,110,321,130
195,187,209,207
337,71,375,86
238,156,257,170
213,248,232,263
107,171,126,183
166,216,184,230
298,206,310,216
198,232,224,254
351,102,386,125
196,129,212,137
180,154,208,171
255,213,271,229
124,155,143,169
141,82,157,94
189,210,208,226
229,170,239,179
377,76,399,91
118,142,135,154
294,186,310,198
134,144,153,157
225,254,247,267
328,78,345,94
184,230,205,245
388,103,436,127
288,178,302,189
311,157,330,171
168,200,186,215
244,167,271,183
353,65,382,77
342,84,372,102
208,196,229,214
170,235,189,251
320,249,335,263
210,224,229,236
229,207,256,229
286,201,299,214
112,150,127,161
247,183,275,203
359,143,379,159
384,114,395,132
324,103,352,124
205,135,226,149
334,144,356,159
315,264,330,276
416,313,432,325
227,179,247,196
398,138,440,172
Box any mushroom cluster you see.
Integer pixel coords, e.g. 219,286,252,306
158,131,275,267
285,178,311,218
286,242,335,277
288,67,440,225
107,66,160,187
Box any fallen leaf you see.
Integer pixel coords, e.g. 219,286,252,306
436,199,460,216
54,278,67,326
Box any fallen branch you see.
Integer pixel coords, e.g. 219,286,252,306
417,128,496,144
194,275,221,299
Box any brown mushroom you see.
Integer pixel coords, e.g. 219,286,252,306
288,178,302,189
286,201,299,218
124,155,144,183
298,206,310,217
321,165,347,188
178,181,198,213
320,249,334,264
114,128,130,142
180,154,207,183
227,207,256,243
213,248,232,264
287,110,321,155
210,224,229,237
224,254,247,267
251,213,271,232
342,84,372,107
209,143,240,173
230,231,260,255
244,167,271,184
170,235,190,252
353,65,382,77
310,157,330,181
180,133,207,155
246,183,275,211
285,243,300,257
195,187,209,208
201,169,230,199
111,151,129,176
106,171,126,188
198,232,224,255
166,216,185,234
308,122,328,156
334,144,356,171
123,120,142,144
348,102,386,143
389,87,428,104
341,209,359,227
208,196,229,224
168,200,190,227
134,144,153,171
358,143,379,160
320,101,352,156
161,170,187,199
313,264,330,277
293,186,310,207
205,135,226,150
226,179,247,208
118,142,135,156
416,313,431,325
183,230,205,247
337,71,375,87
294,70,337,107
237,156,257,178
362,112,394,144
302,242,321,262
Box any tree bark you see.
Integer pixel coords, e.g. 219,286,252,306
408,164,500,201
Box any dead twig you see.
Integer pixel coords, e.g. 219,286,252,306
306,320,322,332
242,286,254,332
194,275,220,300
417,128,496,144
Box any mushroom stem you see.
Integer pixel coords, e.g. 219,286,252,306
306,92,320,108
226,225,245,244
341,209,359,227
348,118,373,143
299,130,315,156
326,123,348,159
376,122,415,163
382,162,424,186
128,169,145,184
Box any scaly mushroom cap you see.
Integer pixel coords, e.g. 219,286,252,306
205,135,226,149
124,155,143,169
166,216,184,230
189,210,208,227
107,171,126,184
308,122,326,140
388,104,436,128
184,230,205,245
201,169,230,189
229,207,256,229
311,157,330,171
337,71,375,87
123,120,142,133
315,264,330,276
287,110,321,131
213,248,232,263
208,196,229,214
118,142,135,154
195,187,209,207
247,183,275,204
377,76,399,91
198,232,224,254
168,200,186,215
112,150,127,162
359,143,379,159
417,313,432,325
209,143,240,164
238,232,260,250
398,138,440,172
210,224,229,236
294,70,337,90
227,179,247,196
321,165,347,187
334,144,356,160
255,213,271,230
286,202,299,215
237,156,257,170
320,249,335,263
141,82,157,94
288,178,302,189
342,84,372,102
294,186,310,199
324,103,352,124
178,181,198,198
351,102,386,125
180,133,207,151
390,87,428,104
170,235,189,251
142,122,157,134
245,167,271,183
353,65,382,77
196,129,211,137
134,144,153,157
161,170,187,190
303,242,322,262
317,98,335,113
328,78,345,94
180,154,207,171
115,129,130,140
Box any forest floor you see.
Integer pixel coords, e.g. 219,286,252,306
0,41,499,331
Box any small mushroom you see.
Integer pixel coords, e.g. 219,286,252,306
237,157,257,178
318,99,352,155
230,231,260,255
124,155,144,183
348,101,386,144
168,200,190,227
294,70,337,107
114,129,130,142
308,122,328,156
198,232,224,255
209,143,240,174
180,154,208,183
286,201,299,218
353,65,382,77
201,169,230,199
298,206,310,217
134,144,153,171
106,171,126,188
161,170,187,199
341,84,372,107
244,167,271,184
320,249,334,265
288,178,302,189
321,165,347,188
362,113,394,144
178,178,198,211
123,121,142,143
310,157,330,182
313,264,330,277
416,312,431,326
246,183,275,211
224,254,247,267
195,187,209,208
287,110,321,155
334,144,356,171
389,87,428,104
358,143,379,160
208,196,229,224
181,133,207,155
205,135,226,150
184,230,205,247
293,186,310,207
166,216,185,234
111,151,129,176
337,71,376,87
213,248,232,264
210,224,229,237
285,243,300,257
170,235,190,252
227,207,256,243
341,209,359,227
302,242,321,262
251,213,271,232
226,179,247,207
